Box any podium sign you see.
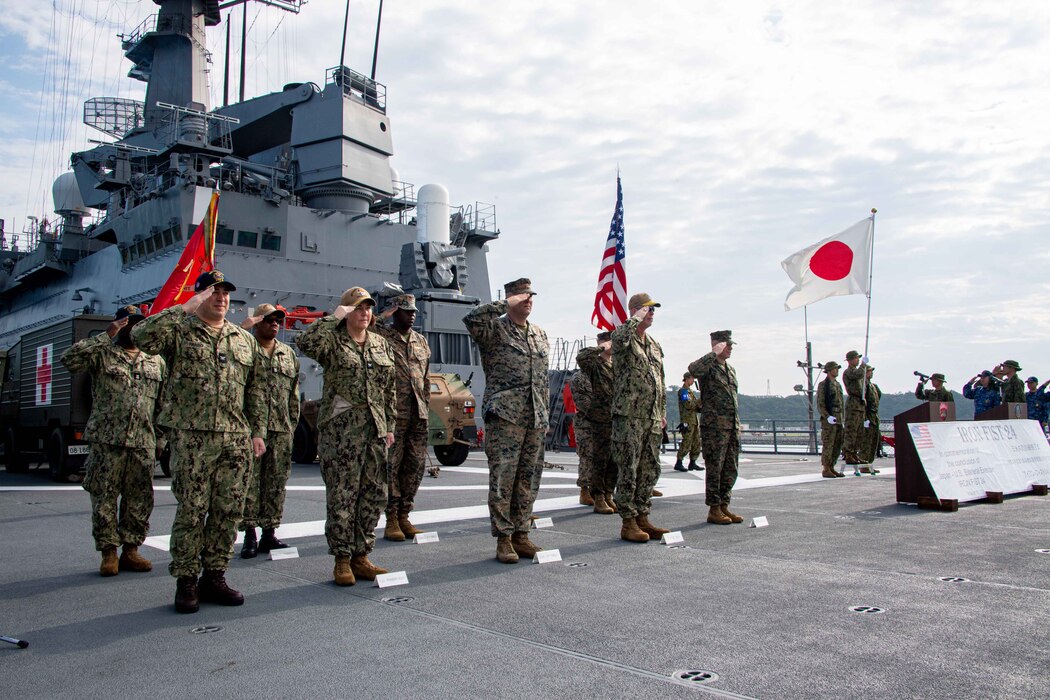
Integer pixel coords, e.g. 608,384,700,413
894,401,956,502
910,419,1050,502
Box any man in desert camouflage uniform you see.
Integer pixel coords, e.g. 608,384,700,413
817,361,845,478
463,278,549,563
132,270,267,614
612,293,669,543
573,331,615,514
374,293,432,543
915,372,954,402
239,304,300,559
297,287,397,586
842,350,866,466
674,373,702,472
61,305,165,577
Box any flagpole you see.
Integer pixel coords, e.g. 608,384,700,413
860,207,876,466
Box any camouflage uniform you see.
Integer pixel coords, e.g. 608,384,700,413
676,386,702,463
463,298,549,537
569,369,594,493
575,346,614,498
688,348,739,507
1001,375,1025,404
859,380,882,464
61,332,165,551
612,315,665,517
962,380,1002,418
296,316,397,556
131,307,267,577
842,365,866,464
916,384,954,402
817,375,844,471
374,320,431,516
241,339,300,531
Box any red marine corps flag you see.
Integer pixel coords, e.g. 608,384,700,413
149,191,219,315
591,175,627,331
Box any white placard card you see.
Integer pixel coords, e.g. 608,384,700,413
414,531,439,544
375,571,409,588
661,531,684,545
269,547,299,560
910,420,1050,502
748,516,769,528
533,549,562,564
532,517,554,529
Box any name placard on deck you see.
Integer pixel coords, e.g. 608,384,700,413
375,570,409,588
414,531,439,544
269,547,299,560
661,531,684,545
748,516,769,528
532,517,554,529
533,549,562,564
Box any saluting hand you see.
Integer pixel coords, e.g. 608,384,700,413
241,314,264,330
181,288,213,314
332,304,357,320
712,341,728,356
507,292,531,308
631,306,649,321
106,317,128,338
379,307,396,320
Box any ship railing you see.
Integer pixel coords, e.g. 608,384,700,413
154,102,239,154
120,13,206,51
372,181,416,223
665,418,896,456
326,66,386,112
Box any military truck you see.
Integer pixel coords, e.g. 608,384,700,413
0,315,111,481
291,371,477,467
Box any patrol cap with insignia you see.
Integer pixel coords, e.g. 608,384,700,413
1003,359,1022,371
931,373,947,382
339,286,376,308
824,361,841,371
504,278,536,297
846,350,861,360
390,294,418,312
194,269,236,292
628,292,660,312
254,303,287,321
1027,376,1039,383
710,329,735,345
596,331,611,342
114,305,144,322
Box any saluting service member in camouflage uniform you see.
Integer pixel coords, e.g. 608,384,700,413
296,287,397,586
238,304,300,559
132,271,268,614
374,294,432,543
994,360,1026,404
573,331,615,514
857,365,882,471
674,373,702,472
61,306,165,577
463,278,549,563
915,372,954,402
841,350,865,465
689,330,743,524
612,293,669,542
817,361,845,478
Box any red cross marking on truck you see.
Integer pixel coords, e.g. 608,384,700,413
36,344,53,406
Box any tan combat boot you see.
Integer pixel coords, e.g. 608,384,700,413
496,535,519,563
384,510,406,542
620,517,650,543
398,510,423,538
652,488,663,497
333,555,356,586
579,487,594,506
636,513,670,538
720,505,744,524
707,506,731,525
821,467,838,478
119,544,152,572
603,494,618,513
592,493,615,514
350,554,388,581
99,546,119,577
511,532,543,558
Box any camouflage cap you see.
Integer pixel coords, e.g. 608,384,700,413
1003,359,1022,371
866,365,875,372
194,269,236,292
682,372,693,382
339,286,376,308
930,373,946,382
710,329,735,345
846,350,861,360
114,305,144,322
628,292,660,312
824,361,841,372
1027,376,1039,383
254,303,287,321
596,331,611,342
504,278,536,297
389,294,418,312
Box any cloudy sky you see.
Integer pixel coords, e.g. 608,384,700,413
2,1,1049,395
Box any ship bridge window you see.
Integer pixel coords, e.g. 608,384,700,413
216,226,234,245
260,233,281,251
237,230,258,248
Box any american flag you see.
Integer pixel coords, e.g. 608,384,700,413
591,175,627,331
910,424,934,449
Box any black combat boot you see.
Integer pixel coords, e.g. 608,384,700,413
673,458,687,472
240,527,258,559
175,576,200,614
198,570,245,606
687,459,704,471
257,528,288,553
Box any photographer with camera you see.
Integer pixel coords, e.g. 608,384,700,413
914,371,954,402
962,370,1003,418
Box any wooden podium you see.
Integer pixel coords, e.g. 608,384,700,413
894,401,956,503
975,402,1027,421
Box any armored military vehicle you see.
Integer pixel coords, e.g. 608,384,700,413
0,0,491,472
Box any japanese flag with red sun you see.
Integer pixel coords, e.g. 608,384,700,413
781,217,873,311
